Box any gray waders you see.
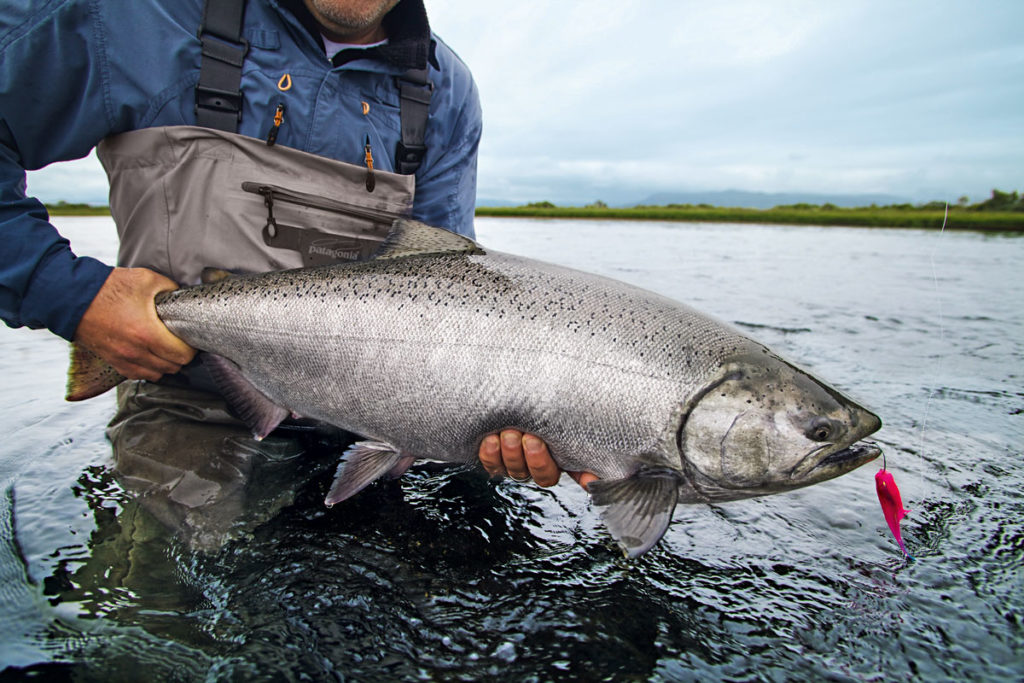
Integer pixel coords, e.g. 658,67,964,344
99,125,417,549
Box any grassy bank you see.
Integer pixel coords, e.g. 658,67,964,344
45,197,1024,231
475,205,1024,232
45,202,110,216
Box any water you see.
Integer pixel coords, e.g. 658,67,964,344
1,217,1021,680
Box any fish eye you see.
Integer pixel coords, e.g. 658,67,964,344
806,418,834,442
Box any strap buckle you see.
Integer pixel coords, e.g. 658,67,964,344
194,84,244,118
394,69,433,175
194,33,249,122
396,77,433,104
395,141,427,174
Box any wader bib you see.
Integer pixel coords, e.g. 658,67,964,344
97,125,415,281
101,125,416,549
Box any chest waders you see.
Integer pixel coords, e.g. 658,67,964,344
104,0,432,549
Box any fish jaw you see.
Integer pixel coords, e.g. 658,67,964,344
810,441,883,477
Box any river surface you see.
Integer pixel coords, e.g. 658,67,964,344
1,217,1021,681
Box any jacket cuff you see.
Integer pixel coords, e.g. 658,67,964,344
22,249,113,341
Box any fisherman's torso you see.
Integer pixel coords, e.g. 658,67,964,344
88,0,478,280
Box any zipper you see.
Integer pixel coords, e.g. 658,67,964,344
242,181,406,226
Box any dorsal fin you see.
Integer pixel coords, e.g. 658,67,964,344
371,219,485,260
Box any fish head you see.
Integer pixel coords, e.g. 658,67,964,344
677,352,881,502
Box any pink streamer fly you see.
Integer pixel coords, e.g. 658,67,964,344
875,465,913,559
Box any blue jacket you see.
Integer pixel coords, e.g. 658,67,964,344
0,0,481,340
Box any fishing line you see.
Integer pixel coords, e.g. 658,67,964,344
916,202,949,463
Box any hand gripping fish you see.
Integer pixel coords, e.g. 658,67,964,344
67,220,883,557
875,462,912,559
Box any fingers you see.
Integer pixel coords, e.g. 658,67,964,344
478,434,503,478
500,429,530,480
522,434,560,487
475,430,567,488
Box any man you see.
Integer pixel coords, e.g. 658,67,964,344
0,0,589,545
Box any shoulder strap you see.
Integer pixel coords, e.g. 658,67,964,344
195,0,249,132
394,68,433,175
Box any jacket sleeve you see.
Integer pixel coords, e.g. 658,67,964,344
409,49,482,238
0,1,115,340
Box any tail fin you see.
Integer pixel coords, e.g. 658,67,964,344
65,343,126,401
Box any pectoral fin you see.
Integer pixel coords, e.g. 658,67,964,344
203,353,289,440
589,468,682,558
325,441,407,506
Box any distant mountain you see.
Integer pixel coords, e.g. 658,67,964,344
628,189,912,209
477,189,914,210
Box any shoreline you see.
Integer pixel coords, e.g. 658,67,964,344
474,206,1024,232
43,204,1024,232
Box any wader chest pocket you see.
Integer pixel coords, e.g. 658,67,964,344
242,182,405,266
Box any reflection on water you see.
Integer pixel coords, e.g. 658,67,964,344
1,217,1022,680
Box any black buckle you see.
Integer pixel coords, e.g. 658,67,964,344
194,33,249,120
194,85,244,116
395,141,426,170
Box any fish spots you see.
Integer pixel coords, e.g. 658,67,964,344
162,252,762,390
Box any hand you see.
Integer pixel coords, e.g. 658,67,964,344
478,429,598,491
73,267,196,381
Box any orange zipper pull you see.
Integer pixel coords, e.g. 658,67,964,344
266,102,286,146
364,135,375,192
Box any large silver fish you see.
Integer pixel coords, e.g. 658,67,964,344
68,220,882,556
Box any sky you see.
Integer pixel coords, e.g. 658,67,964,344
26,0,1024,207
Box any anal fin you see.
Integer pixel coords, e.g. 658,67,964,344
203,353,289,440
589,468,682,558
325,441,406,506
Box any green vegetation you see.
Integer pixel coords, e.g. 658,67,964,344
46,190,1024,231
477,190,1024,232
45,201,110,216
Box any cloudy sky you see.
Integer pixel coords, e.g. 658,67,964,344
27,0,1024,206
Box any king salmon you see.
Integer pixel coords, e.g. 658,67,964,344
68,220,882,556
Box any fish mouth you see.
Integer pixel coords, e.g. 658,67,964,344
813,441,881,471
